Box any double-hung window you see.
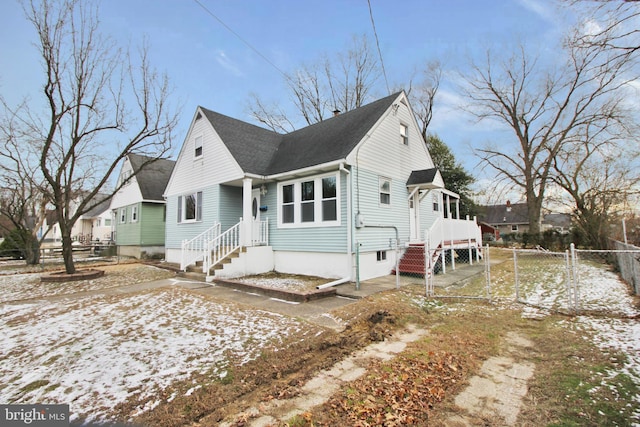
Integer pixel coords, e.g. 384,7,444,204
278,173,340,227
400,124,409,145
282,184,294,224
194,136,203,158
119,208,126,224
379,177,391,206
177,191,203,223
321,176,337,221
131,206,138,222
301,181,315,222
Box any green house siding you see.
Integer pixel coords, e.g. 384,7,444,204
115,204,142,246
139,203,166,245
115,202,166,246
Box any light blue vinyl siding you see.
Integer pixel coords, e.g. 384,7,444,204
165,185,219,249
268,172,348,253
353,168,411,252
219,185,242,230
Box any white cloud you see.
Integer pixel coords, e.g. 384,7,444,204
516,0,558,25
215,50,244,77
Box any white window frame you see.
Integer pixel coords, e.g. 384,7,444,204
379,177,391,207
277,172,341,228
178,191,203,223
131,205,138,223
194,135,203,159
119,208,126,224
400,123,409,145
511,224,519,232
376,250,387,261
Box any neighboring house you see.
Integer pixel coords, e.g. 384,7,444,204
164,91,482,281
479,201,530,236
77,196,113,243
40,195,112,246
110,154,176,258
542,213,572,234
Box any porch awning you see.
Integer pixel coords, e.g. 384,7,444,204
406,168,445,190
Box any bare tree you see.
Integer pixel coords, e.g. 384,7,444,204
0,102,49,264
461,22,638,235
551,119,640,247
0,0,179,274
248,35,381,131
408,61,442,141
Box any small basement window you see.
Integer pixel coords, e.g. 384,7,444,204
377,250,387,261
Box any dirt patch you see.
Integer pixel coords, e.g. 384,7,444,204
133,294,421,427
234,272,330,292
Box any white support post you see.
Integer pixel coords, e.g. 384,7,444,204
242,178,253,247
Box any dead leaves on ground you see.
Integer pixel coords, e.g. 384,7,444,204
314,351,466,426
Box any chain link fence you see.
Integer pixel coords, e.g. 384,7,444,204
413,240,639,317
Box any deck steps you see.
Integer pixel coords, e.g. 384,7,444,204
393,244,441,277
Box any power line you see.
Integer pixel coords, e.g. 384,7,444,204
367,0,390,95
192,0,289,79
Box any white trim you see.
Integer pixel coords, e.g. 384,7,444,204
277,171,341,228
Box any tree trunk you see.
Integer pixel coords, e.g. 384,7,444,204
23,234,41,265
61,234,76,274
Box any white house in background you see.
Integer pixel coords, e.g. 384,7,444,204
40,195,112,246
110,154,175,258
164,91,482,281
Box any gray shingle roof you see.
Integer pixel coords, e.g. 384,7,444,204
200,92,402,176
84,195,112,217
407,168,438,186
479,203,529,225
128,154,176,201
199,108,281,175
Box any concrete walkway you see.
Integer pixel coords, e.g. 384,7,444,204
218,324,430,427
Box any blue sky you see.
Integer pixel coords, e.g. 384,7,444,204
0,0,572,189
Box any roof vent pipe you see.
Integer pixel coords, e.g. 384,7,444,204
333,109,341,117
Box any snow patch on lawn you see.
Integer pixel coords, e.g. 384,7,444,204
0,288,312,424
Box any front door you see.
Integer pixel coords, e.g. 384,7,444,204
251,188,262,245
251,188,261,222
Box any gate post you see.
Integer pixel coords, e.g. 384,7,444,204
513,248,519,302
570,243,579,312
485,244,491,300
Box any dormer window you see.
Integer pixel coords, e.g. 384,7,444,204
194,136,203,158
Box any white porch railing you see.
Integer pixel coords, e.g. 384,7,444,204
252,218,269,246
179,218,269,275
206,221,242,273
425,216,482,274
181,223,221,271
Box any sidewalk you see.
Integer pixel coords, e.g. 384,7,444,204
174,263,487,330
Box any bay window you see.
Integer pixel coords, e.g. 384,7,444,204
278,173,340,227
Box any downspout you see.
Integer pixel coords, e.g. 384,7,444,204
340,163,353,280
315,163,352,290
